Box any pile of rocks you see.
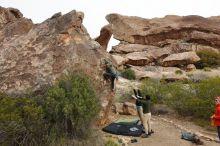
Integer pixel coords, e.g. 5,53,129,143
96,14,220,80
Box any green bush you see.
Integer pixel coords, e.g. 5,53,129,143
195,50,220,68
121,68,136,80
0,73,101,146
0,94,47,146
44,73,100,139
140,79,167,104
140,77,220,124
175,70,183,75
203,67,211,72
104,138,119,146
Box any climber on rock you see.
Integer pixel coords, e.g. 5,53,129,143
103,59,118,92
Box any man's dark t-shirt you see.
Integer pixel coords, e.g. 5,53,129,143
136,99,150,114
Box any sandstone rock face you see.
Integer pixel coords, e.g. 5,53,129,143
0,7,23,25
131,66,189,81
0,7,33,42
96,14,220,79
0,7,109,96
95,24,112,50
193,45,219,53
106,14,220,48
114,102,137,115
126,51,153,66
111,44,159,54
186,64,196,71
123,102,137,115
111,54,127,66
162,52,200,67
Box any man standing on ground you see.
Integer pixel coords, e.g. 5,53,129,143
132,89,144,130
132,93,153,138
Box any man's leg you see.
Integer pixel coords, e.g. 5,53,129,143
142,113,149,135
111,77,115,91
112,77,117,91
104,73,115,91
217,126,220,140
103,72,111,80
137,106,144,126
147,113,152,134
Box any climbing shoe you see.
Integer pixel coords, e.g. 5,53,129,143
141,133,149,138
149,130,154,135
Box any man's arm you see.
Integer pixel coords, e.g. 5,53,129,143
136,95,143,99
136,98,148,104
131,95,137,100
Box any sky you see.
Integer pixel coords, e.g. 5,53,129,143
1,0,220,50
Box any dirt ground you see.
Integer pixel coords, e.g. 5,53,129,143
129,115,219,146
103,114,220,146
103,77,220,146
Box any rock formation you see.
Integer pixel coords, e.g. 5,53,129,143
105,14,220,48
95,24,112,50
96,13,220,80
0,7,110,96
0,6,33,42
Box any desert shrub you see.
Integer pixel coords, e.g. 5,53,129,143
43,73,101,139
163,83,211,119
0,73,101,146
104,138,119,146
116,87,133,102
194,77,220,98
121,68,136,80
117,95,130,102
0,94,47,146
195,50,220,68
187,72,209,82
175,70,183,75
203,67,211,72
140,79,168,104
141,77,220,123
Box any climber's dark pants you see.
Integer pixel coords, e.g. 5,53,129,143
217,126,220,140
103,72,116,91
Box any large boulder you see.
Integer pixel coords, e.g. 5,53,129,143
96,14,220,71
193,44,219,53
0,7,23,25
95,24,112,50
162,52,200,67
111,43,159,54
111,54,128,66
111,40,194,55
0,7,109,96
111,44,173,66
0,7,33,42
125,51,154,66
185,64,196,72
106,14,220,49
110,42,197,66
131,66,189,81
114,102,137,115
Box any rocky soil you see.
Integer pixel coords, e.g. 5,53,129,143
103,113,220,146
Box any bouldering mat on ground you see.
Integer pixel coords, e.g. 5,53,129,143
102,118,143,137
